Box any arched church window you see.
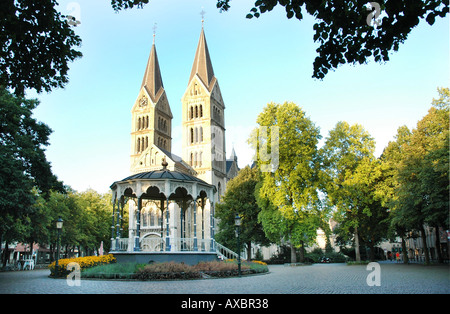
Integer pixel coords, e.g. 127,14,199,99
199,151,202,167
146,116,149,129
137,138,141,153
190,128,194,144
200,126,203,142
190,106,193,120
195,106,198,118
200,105,203,117
190,152,193,166
194,127,198,143
138,117,141,130
145,137,148,149
194,152,198,167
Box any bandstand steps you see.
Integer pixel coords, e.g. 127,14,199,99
215,242,246,261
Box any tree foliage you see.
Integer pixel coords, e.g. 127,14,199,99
0,88,63,246
320,121,391,260
385,88,449,263
249,102,323,261
215,166,269,258
110,0,448,79
0,0,82,95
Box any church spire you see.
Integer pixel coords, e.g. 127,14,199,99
189,26,215,90
141,32,164,101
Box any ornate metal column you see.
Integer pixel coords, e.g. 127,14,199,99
165,197,170,251
193,200,198,251
111,195,116,250
210,201,215,252
160,199,164,252
115,196,121,250
134,196,142,251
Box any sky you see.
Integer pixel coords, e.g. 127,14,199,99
29,0,449,194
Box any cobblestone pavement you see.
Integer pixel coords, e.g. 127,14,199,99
0,262,448,294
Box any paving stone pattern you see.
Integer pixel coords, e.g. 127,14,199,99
0,262,448,294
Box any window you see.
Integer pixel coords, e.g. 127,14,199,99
200,105,203,117
137,138,141,152
190,128,194,144
150,209,155,226
195,106,198,118
142,209,148,228
190,106,193,120
200,126,203,142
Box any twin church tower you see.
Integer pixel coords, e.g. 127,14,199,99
129,24,238,200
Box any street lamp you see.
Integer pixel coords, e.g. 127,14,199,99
234,213,242,277
55,217,63,274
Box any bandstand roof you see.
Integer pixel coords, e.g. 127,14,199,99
118,169,205,183
110,164,216,202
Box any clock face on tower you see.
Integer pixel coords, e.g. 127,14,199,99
139,96,148,108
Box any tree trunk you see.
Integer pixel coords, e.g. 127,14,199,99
299,241,305,263
246,241,252,261
401,237,409,264
354,227,361,262
434,226,443,263
419,225,430,264
290,242,297,263
368,240,375,261
2,242,8,268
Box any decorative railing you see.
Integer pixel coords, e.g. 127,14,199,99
111,238,129,252
111,237,214,253
110,237,245,261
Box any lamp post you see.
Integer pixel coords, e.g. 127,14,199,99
234,213,242,277
55,217,63,273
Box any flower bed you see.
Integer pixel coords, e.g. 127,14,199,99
49,254,116,278
81,260,268,281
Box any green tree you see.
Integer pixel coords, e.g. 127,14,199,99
215,166,269,260
250,102,322,262
320,121,377,261
339,157,390,261
391,87,449,264
76,189,115,255
0,88,63,265
377,125,412,263
0,0,82,96
111,0,448,79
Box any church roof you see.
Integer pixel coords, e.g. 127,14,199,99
141,43,164,101
189,27,215,90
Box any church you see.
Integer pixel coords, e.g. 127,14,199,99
109,23,239,263
129,24,238,193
